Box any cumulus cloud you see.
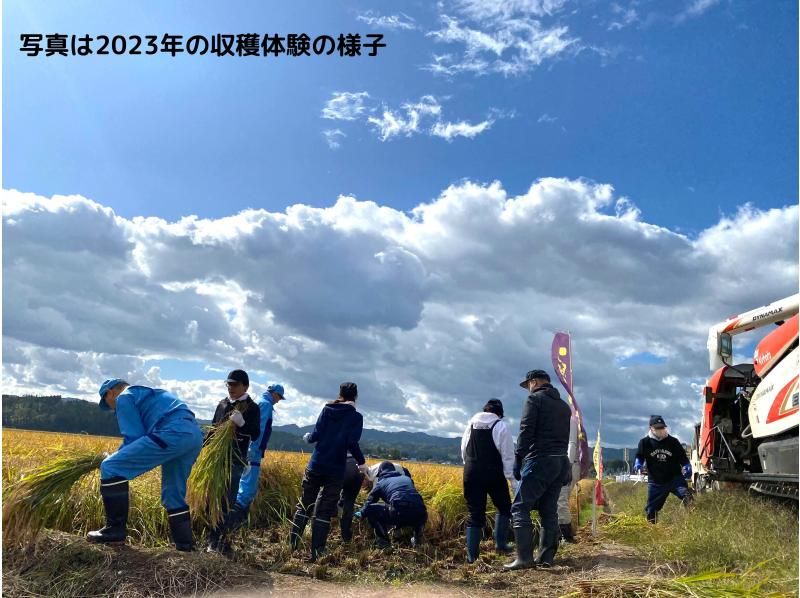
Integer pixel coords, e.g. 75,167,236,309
322,129,346,149
430,119,493,141
3,182,797,447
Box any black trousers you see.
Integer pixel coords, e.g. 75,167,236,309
339,466,363,529
463,470,512,528
298,467,343,523
211,460,245,536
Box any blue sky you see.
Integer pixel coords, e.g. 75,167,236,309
4,0,798,445
5,0,796,231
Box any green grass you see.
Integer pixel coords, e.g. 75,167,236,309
601,481,799,596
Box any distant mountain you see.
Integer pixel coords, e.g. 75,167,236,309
275,424,461,447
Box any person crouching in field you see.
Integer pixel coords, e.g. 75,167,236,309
289,382,368,561
205,369,261,554
225,383,285,534
461,398,515,563
634,415,692,524
356,461,428,549
88,379,203,551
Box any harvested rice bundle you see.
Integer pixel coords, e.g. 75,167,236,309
187,419,244,527
3,451,103,544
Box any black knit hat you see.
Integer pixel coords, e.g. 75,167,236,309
340,382,358,400
649,415,667,428
483,398,504,418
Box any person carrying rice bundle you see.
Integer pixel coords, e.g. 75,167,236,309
204,368,261,554
88,379,203,551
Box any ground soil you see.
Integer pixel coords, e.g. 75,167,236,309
3,524,653,598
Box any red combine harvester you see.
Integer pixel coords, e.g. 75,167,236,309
691,295,799,499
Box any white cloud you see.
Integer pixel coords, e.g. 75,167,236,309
430,119,493,140
3,183,797,448
325,92,496,143
676,0,721,23
608,2,639,30
537,113,558,124
321,92,370,121
322,129,346,149
426,1,580,76
357,11,417,30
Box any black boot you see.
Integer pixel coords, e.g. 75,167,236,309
309,518,331,562
559,522,576,544
646,510,657,524
534,527,560,567
372,520,391,549
87,477,129,544
503,526,534,570
465,527,481,563
288,508,310,550
340,505,354,542
494,513,513,554
167,507,193,552
411,523,425,548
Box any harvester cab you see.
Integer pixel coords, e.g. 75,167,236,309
692,294,799,499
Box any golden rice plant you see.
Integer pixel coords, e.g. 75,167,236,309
3,449,103,545
186,420,241,528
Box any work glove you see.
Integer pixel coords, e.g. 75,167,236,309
353,511,363,519
303,432,313,443
229,410,245,427
513,460,522,481
358,463,370,476
633,458,643,474
682,463,692,480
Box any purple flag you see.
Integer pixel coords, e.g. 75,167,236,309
552,332,591,479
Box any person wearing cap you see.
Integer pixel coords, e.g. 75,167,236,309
505,369,572,571
289,382,368,561
218,383,286,535
461,398,515,563
88,379,203,551
205,369,261,553
556,411,580,543
634,415,692,524
355,461,428,549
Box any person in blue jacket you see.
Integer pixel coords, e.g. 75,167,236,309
288,382,368,561
356,461,428,548
87,379,204,551
221,383,285,533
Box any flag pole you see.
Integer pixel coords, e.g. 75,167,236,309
592,396,602,536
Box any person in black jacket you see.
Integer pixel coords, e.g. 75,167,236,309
205,369,260,554
505,369,572,571
356,461,427,548
634,415,692,523
289,382,368,561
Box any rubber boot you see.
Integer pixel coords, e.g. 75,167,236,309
87,477,129,544
309,518,331,562
288,508,310,549
534,527,560,568
503,526,534,570
411,522,425,548
494,513,513,554
465,527,482,563
167,507,194,552
559,522,576,544
340,503,354,542
372,520,391,549
646,510,657,524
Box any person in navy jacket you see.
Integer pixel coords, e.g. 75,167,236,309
356,461,427,548
88,379,203,551
288,382,368,561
